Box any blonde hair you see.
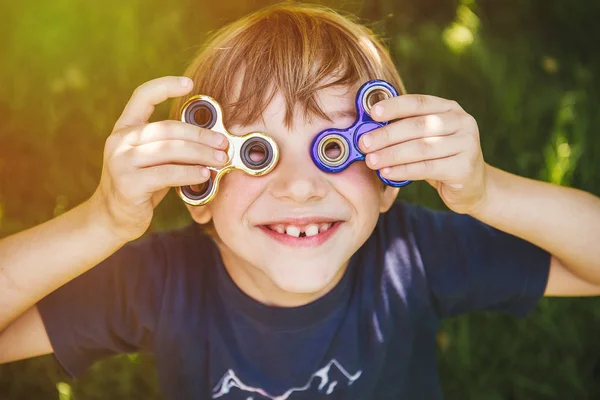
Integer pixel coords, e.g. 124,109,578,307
169,2,405,128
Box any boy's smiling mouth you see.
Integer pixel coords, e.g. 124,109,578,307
256,217,344,247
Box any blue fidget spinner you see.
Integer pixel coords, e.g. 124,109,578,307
310,79,411,187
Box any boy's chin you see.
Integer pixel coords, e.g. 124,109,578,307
267,264,344,296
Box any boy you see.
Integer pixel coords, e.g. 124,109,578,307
1,3,600,399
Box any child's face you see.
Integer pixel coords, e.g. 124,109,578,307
188,80,398,297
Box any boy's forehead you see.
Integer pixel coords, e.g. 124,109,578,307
258,90,355,134
230,85,357,132
223,67,361,133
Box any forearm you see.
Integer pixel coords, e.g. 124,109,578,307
0,196,127,331
472,164,600,284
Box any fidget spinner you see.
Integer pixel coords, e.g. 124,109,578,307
310,80,412,187
176,95,279,206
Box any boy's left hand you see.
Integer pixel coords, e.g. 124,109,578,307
358,94,488,215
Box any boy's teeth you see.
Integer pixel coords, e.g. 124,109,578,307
285,225,301,237
305,224,319,237
267,222,336,237
319,223,331,232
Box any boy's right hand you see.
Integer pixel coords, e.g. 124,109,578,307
90,76,228,243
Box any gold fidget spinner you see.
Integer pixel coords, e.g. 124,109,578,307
175,95,279,206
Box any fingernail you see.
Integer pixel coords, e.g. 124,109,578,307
368,153,378,166
215,150,226,162
373,105,383,117
381,167,390,176
201,168,210,178
362,134,372,149
180,77,192,87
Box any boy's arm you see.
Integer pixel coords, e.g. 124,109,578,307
471,165,600,296
0,76,226,364
357,93,600,297
0,197,126,361
0,306,53,362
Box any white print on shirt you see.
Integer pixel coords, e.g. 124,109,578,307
212,359,362,399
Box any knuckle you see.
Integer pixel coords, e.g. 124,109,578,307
165,120,189,141
416,138,431,157
381,124,393,144
198,127,212,143
422,159,435,173
390,147,402,164
182,165,204,184
414,116,427,131
142,121,163,137
104,133,117,151
133,81,149,97
138,80,164,100
154,164,171,182
449,100,461,110
153,119,173,131
415,94,428,109
424,115,443,135
391,164,406,178
105,135,127,162
462,112,477,128
156,81,169,96
162,120,180,138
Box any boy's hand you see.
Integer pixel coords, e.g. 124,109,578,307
91,76,229,242
358,94,487,215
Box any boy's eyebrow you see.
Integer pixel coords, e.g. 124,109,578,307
326,109,357,119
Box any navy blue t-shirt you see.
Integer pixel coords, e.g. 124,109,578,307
37,201,550,399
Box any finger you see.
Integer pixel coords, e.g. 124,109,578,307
130,140,228,169
359,112,463,152
365,133,464,170
125,120,228,150
378,155,457,182
369,94,462,122
113,76,194,132
140,164,211,193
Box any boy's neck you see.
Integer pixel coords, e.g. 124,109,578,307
216,241,348,308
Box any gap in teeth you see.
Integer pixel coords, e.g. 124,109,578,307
268,222,334,236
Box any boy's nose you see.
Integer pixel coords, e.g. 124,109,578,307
269,153,329,204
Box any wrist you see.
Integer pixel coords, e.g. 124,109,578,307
83,192,132,247
468,163,501,220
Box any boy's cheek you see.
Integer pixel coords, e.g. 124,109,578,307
336,163,381,195
211,172,265,219
334,164,385,223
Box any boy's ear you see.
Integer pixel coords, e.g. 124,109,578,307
379,185,400,213
185,204,213,224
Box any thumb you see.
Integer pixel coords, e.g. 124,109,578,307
113,76,193,132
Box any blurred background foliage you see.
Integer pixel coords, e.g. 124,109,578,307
1,0,599,398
